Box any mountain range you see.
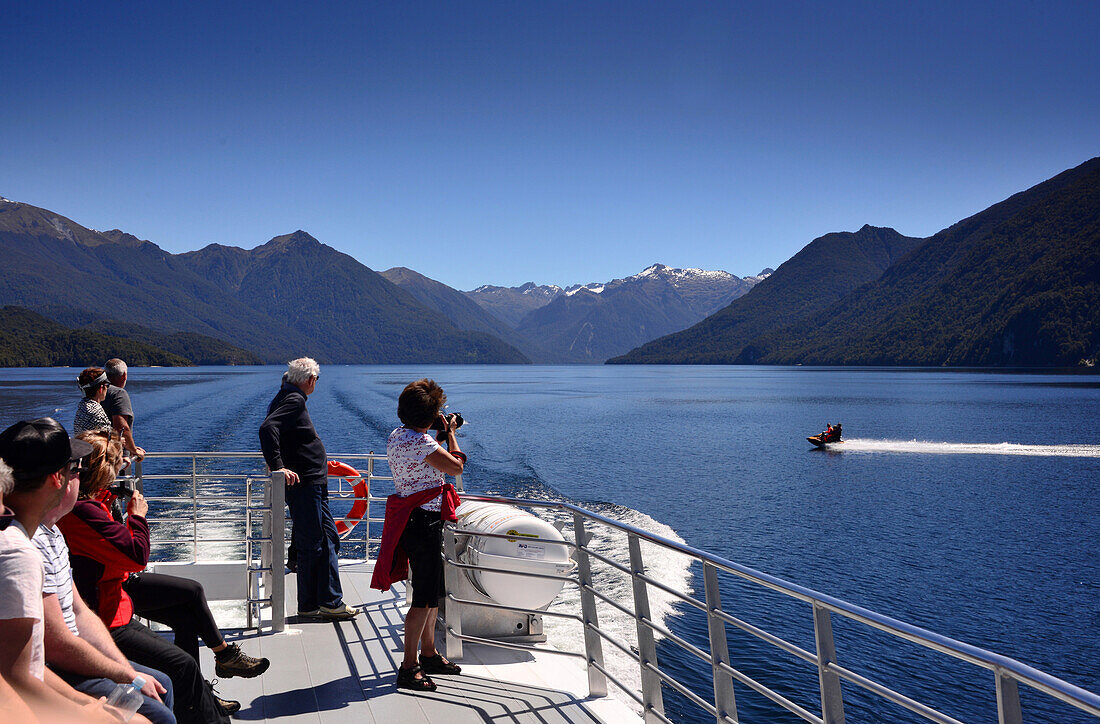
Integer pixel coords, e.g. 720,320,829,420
2,156,1095,368
613,157,1100,366
457,265,769,362
0,201,527,364
0,197,750,365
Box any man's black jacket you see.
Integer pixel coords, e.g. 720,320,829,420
259,380,327,483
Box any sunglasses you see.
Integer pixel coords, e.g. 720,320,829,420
69,459,87,476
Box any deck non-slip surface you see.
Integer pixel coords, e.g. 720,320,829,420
201,561,637,723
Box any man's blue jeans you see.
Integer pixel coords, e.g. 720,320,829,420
65,661,176,724
286,479,343,611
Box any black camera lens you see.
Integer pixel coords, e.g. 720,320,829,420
429,413,464,431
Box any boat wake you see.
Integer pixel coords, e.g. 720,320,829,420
838,438,1100,458
537,502,693,715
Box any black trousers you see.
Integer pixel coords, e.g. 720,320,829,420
124,572,224,664
112,619,229,724
400,507,445,608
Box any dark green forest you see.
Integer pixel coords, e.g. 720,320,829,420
0,307,191,367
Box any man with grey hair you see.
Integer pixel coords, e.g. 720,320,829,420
259,358,359,620
103,358,145,461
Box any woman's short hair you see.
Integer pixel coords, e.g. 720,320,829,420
78,367,109,398
76,431,123,499
398,379,446,429
285,357,320,385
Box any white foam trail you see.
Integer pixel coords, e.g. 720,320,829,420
838,439,1100,458
538,505,694,714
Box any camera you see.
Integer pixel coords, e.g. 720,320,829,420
108,477,137,497
430,412,464,442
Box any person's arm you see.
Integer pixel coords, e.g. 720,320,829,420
69,589,165,700
259,394,303,485
43,594,162,703
43,593,130,681
0,618,118,723
110,415,145,461
0,670,37,724
424,415,464,476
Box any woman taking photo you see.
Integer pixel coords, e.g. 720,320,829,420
58,431,269,722
374,379,464,692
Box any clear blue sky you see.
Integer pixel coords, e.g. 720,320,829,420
2,1,1097,290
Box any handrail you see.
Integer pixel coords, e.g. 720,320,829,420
127,453,1099,722
446,492,1100,723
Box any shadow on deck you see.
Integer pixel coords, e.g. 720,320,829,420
200,561,634,724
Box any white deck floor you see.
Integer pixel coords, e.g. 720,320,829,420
201,561,640,723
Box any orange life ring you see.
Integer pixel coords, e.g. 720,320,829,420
327,460,368,538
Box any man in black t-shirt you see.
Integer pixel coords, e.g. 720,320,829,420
103,359,144,461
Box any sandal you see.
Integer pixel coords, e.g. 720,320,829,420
396,664,437,692
419,652,461,675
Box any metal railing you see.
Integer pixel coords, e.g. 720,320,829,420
128,453,1100,723
134,452,285,630
440,494,1100,724
132,451,415,632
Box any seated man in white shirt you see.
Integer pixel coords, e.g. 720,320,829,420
31,435,176,724
0,418,149,724
0,459,37,724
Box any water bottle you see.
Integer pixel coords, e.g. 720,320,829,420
105,676,145,722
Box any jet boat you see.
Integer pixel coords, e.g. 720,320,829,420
807,422,843,447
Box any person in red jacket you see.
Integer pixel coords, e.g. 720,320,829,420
58,432,265,723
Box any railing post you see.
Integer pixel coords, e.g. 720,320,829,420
573,513,607,697
246,477,254,630
442,524,463,660
264,471,286,632
628,533,665,722
191,456,198,562
995,668,1023,724
813,603,846,724
703,562,737,724
365,457,374,561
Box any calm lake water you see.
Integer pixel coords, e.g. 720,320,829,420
1,365,1098,722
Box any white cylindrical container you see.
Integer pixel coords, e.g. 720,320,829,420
455,501,574,611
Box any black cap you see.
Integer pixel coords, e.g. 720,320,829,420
0,418,94,480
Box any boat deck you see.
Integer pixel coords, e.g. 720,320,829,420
202,560,638,723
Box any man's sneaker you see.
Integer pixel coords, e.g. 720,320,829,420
296,608,321,618
207,680,240,716
215,643,270,678
318,602,360,620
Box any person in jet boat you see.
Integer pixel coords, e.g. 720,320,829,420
808,423,842,446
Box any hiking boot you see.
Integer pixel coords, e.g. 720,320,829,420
318,602,360,620
215,643,270,678
207,680,240,716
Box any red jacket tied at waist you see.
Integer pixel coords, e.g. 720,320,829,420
370,483,459,592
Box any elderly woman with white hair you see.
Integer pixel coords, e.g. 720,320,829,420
259,358,359,621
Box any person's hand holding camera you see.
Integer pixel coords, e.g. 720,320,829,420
128,490,149,518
